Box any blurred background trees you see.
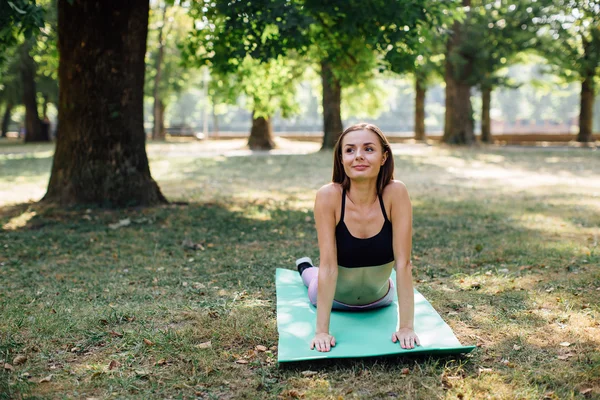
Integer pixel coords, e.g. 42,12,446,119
1,0,598,205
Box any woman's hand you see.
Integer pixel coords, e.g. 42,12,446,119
391,328,420,349
310,332,336,352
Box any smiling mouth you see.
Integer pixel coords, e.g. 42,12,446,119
353,165,369,169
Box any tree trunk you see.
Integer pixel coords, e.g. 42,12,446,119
248,112,275,150
577,75,595,142
1,103,12,137
212,109,219,138
414,75,426,141
152,3,167,141
154,99,166,140
44,0,167,207
442,0,475,145
321,61,343,149
20,41,44,143
481,86,492,143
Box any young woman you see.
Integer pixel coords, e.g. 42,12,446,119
296,123,420,352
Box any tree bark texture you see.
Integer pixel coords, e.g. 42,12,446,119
248,113,275,150
321,61,343,149
442,0,475,145
1,103,12,137
20,41,45,142
414,75,426,141
44,0,167,207
577,75,595,142
152,4,167,141
481,87,492,143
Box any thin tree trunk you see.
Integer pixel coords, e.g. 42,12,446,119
481,86,492,143
442,0,475,145
44,0,167,207
155,99,165,140
248,112,275,150
414,75,426,141
1,103,12,137
321,60,343,149
212,108,219,138
577,75,595,142
20,41,44,143
152,3,167,141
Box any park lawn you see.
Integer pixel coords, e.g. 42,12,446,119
0,139,599,399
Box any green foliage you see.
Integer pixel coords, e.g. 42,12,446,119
535,0,600,87
145,2,196,106
0,0,44,66
183,0,454,118
452,0,545,90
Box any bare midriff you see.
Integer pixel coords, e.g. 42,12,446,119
334,261,395,305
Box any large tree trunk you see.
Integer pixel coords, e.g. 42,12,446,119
321,61,343,149
481,86,492,143
152,3,167,141
577,75,595,143
44,0,167,207
20,41,44,143
442,0,475,145
414,75,426,141
1,103,12,137
248,112,275,150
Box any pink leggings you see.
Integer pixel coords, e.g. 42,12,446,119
301,267,394,311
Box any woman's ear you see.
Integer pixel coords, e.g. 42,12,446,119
382,152,388,166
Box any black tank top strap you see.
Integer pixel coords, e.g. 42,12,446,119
378,193,390,222
340,188,346,221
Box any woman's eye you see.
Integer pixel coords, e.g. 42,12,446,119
366,147,374,152
345,148,354,153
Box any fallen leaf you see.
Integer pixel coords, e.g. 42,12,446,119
156,359,168,366
108,360,120,370
513,345,521,351
70,347,80,353
401,368,410,375
580,388,593,395
559,342,571,347
235,359,248,364
39,375,52,383
279,389,303,399
255,345,267,352
557,354,573,360
197,341,211,349
12,355,27,365
546,287,555,293
108,218,131,230
143,339,154,346
301,370,317,377
109,331,123,338
4,363,13,371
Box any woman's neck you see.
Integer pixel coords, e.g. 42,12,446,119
347,180,378,206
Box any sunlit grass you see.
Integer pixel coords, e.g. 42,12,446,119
0,138,599,399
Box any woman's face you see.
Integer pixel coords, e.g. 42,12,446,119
340,129,387,182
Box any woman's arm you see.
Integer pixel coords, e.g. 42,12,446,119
388,181,420,348
312,184,339,351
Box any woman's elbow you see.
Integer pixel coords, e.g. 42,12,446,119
395,260,413,272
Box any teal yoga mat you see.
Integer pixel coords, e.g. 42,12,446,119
276,268,475,362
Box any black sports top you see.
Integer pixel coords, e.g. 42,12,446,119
335,189,394,268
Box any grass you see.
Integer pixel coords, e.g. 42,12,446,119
0,138,599,399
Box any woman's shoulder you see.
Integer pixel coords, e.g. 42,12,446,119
317,182,343,196
315,183,342,207
383,180,409,197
